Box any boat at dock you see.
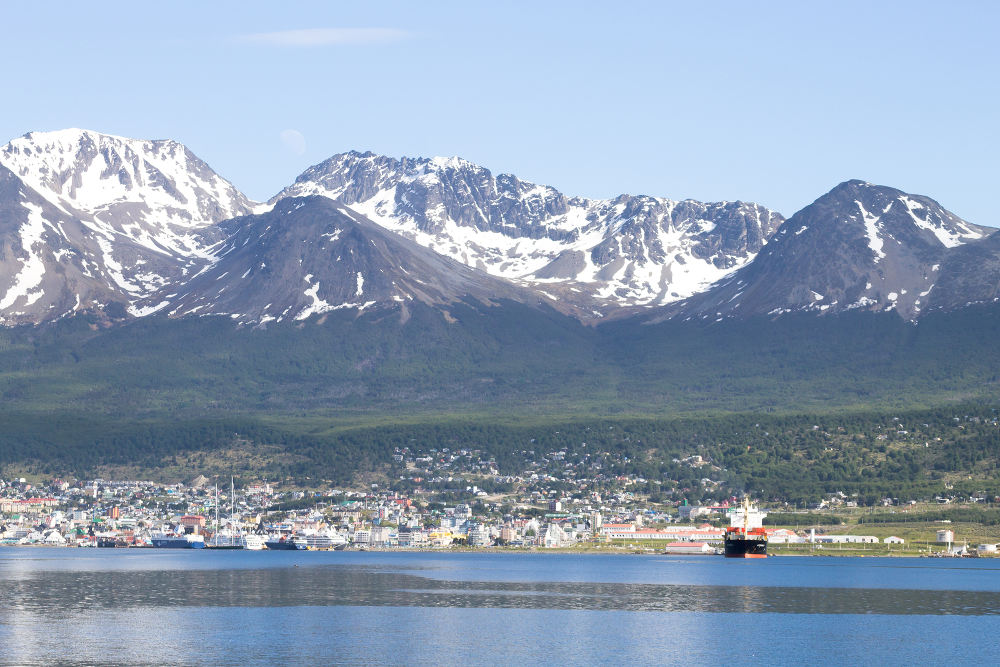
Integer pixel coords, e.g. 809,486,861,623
724,498,768,558
150,532,205,549
96,536,129,548
265,535,307,550
206,533,267,550
300,530,349,551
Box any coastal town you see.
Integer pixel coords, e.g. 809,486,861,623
0,473,801,550
2,456,995,555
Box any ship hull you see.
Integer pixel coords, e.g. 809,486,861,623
265,539,306,551
723,537,767,558
151,536,205,549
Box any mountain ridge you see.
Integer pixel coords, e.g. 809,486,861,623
0,129,254,324
1,129,998,328
651,179,995,322
269,150,785,314
157,195,586,325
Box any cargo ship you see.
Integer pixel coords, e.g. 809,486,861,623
724,498,768,558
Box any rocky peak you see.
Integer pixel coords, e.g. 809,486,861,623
271,151,784,313
660,180,993,322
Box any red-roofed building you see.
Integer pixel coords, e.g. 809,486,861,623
0,498,59,513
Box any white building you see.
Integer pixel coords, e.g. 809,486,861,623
678,505,713,521
369,526,393,546
663,541,714,554
600,524,725,542
543,523,570,548
767,529,805,544
815,535,879,544
883,536,905,545
468,524,491,547
42,530,66,545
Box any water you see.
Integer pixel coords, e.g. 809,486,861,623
2,549,999,665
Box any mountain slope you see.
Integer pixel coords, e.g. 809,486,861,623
157,196,576,325
0,130,255,323
0,129,253,257
270,151,784,314
659,180,992,321
0,164,199,325
926,229,1000,311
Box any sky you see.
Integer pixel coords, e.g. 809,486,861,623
2,1,998,224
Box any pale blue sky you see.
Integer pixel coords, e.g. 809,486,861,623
3,2,997,224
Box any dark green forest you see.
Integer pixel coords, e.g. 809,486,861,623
2,299,1000,499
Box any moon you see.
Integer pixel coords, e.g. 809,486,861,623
280,129,306,155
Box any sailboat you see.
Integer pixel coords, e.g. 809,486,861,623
207,478,262,549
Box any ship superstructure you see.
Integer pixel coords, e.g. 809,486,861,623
723,498,768,558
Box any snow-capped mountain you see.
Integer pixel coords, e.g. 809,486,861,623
270,151,784,314
158,196,568,325
0,130,254,323
3,129,1000,329
1,130,253,256
659,180,993,321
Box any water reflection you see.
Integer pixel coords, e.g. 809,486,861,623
2,564,999,616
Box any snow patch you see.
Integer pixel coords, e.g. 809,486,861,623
0,203,49,311
900,196,983,248
128,300,170,317
856,201,885,261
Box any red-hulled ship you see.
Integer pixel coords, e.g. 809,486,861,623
724,498,768,558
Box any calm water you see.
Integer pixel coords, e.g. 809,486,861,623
2,549,1000,665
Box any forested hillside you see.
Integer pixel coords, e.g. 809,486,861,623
1,302,1000,499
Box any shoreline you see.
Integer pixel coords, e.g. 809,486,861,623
0,543,987,558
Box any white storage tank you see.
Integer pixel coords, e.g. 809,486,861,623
936,530,954,543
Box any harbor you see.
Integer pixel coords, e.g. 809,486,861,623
3,474,997,557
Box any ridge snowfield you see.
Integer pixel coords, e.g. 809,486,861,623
159,196,570,325
0,130,254,323
1,130,252,257
270,151,784,314
0,163,191,325
1,130,998,328
655,180,995,322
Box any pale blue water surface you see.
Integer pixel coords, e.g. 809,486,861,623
1,549,999,665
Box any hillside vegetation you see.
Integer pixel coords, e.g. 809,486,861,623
1,302,999,498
